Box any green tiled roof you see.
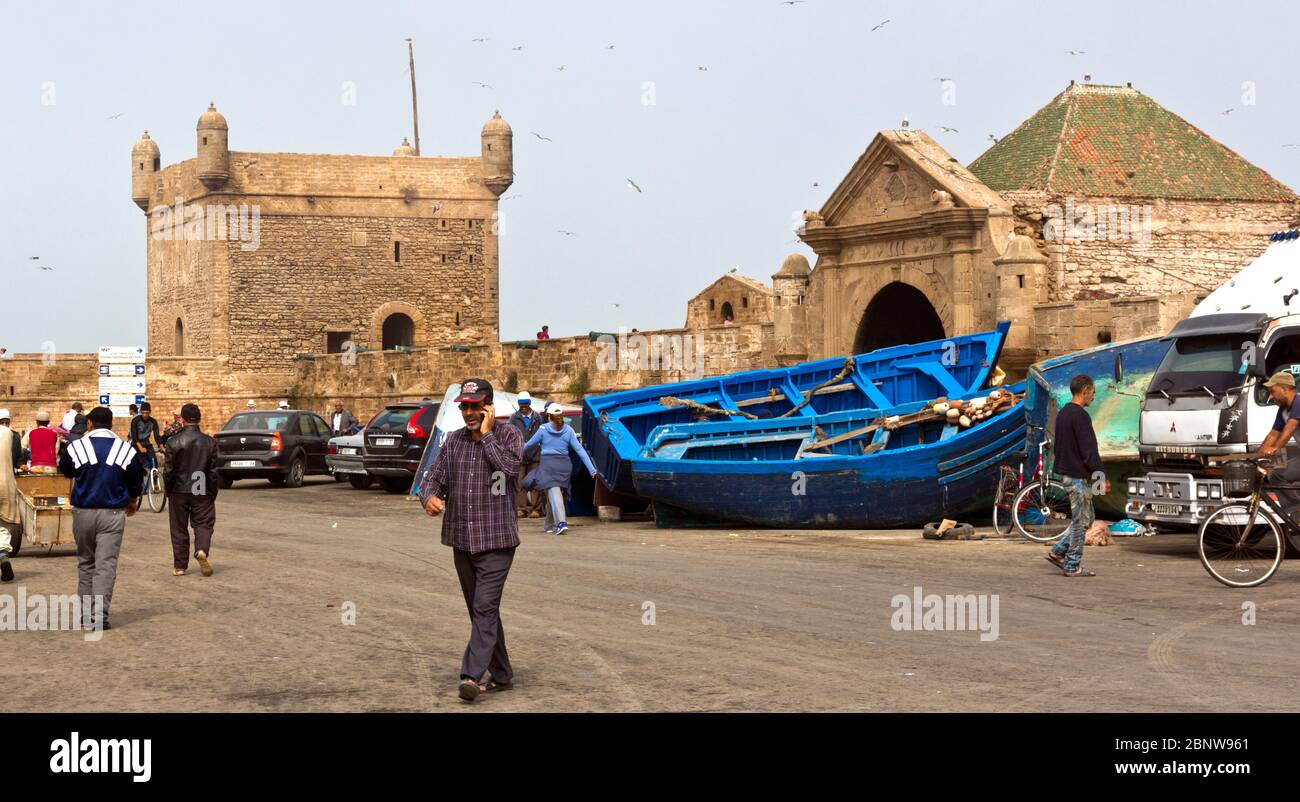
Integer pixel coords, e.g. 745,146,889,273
968,83,1297,202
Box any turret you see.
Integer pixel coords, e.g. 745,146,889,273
393,137,417,156
772,253,812,364
131,130,160,211
481,110,513,196
196,102,230,190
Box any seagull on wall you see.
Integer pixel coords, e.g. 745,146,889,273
988,134,1001,143
626,178,642,193
900,117,909,129
728,266,739,274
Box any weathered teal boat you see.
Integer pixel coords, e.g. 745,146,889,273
1025,336,1173,517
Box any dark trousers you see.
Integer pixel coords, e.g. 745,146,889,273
453,546,515,684
516,460,543,515
168,493,215,570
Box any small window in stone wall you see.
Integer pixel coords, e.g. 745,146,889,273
709,299,715,311
153,157,160,171
441,254,447,264
742,297,748,308
468,254,475,265
394,241,401,263
1018,275,1025,289
327,332,352,353
455,312,460,327
441,219,448,228
797,295,804,305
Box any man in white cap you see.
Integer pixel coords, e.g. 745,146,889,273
277,400,291,410
246,400,256,410
1259,371,1300,506
0,408,22,582
21,410,59,473
506,391,544,518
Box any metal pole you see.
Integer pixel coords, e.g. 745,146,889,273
406,37,421,156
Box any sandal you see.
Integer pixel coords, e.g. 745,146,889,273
483,679,513,693
458,678,482,702
1062,568,1096,577
1044,553,1066,568
173,569,186,577
196,553,213,577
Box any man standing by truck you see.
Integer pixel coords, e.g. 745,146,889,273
1045,375,1106,577
1258,372,1300,505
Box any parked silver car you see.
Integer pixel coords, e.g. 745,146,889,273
327,431,373,489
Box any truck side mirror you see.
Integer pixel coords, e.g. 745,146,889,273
1247,359,1267,380
1112,352,1124,385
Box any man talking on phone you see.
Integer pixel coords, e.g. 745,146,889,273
417,378,524,702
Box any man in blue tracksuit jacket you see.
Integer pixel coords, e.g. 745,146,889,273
58,406,145,630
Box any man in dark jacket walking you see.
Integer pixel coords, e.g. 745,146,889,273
163,403,218,577
58,406,146,630
1045,374,1106,577
507,391,544,518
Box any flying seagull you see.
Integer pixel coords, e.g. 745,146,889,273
1283,144,1300,149
780,1,806,5
812,181,820,187
939,126,959,133
530,131,553,142
606,44,615,50
728,266,739,274
698,66,709,71
472,81,492,89
1066,49,1086,55
557,229,578,236
988,134,1000,143
472,37,489,42
871,19,890,31
936,77,953,82
626,178,642,193
512,45,524,51
1222,108,1235,115
557,65,567,71
430,202,444,213
106,112,125,120
27,256,39,260
38,265,54,271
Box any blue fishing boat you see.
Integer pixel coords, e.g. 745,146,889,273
630,383,1027,528
1025,335,1172,517
583,322,1013,495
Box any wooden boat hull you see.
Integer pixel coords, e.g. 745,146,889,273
584,323,1013,495
631,396,1027,529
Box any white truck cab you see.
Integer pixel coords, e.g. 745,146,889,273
1127,231,1300,529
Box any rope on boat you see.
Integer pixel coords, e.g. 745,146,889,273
658,396,760,420
777,357,856,418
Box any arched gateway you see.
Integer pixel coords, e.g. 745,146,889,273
852,281,945,354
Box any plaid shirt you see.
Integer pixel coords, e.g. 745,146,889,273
418,424,523,553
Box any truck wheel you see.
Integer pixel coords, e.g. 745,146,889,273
333,472,346,482
349,475,374,490
380,477,409,494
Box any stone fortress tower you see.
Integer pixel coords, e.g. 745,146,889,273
131,104,513,371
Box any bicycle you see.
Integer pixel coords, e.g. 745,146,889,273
1009,425,1075,543
144,452,167,513
1198,456,1298,588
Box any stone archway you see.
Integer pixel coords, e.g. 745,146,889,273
369,301,428,350
382,313,415,350
852,281,945,353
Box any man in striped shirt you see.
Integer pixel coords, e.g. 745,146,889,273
58,406,145,630
418,378,523,702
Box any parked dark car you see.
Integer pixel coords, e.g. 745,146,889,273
362,401,440,493
215,409,334,488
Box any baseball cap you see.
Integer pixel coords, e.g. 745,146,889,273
0,408,9,420
517,391,532,405
544,402,564,416
1264,371,1297,389
277,400,290,409
181,403,201,422
454,378,494,404
35,410,50,422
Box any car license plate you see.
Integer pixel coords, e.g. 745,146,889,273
375,438,397,447
229,460,257,468
1154,503,1181,515
341,447,358,455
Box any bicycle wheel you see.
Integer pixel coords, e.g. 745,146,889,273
1012,480,1074,543
1198,502,1283,588
147,468,167,513
991,469,1018,537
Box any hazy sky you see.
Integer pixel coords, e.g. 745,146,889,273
3,0,1299,352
